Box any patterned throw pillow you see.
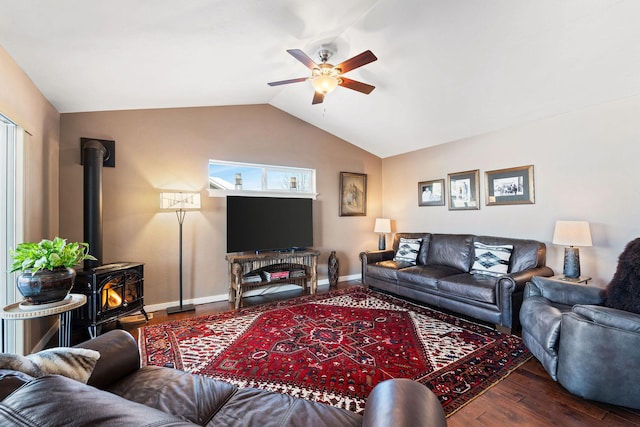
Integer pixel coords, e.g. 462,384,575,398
471,242,513,277
0,347,100,383
393,238,423,265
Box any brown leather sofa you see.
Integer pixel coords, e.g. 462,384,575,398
361,233,553,331
0,329,447,426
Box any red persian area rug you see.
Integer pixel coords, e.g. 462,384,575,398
139,287,530,416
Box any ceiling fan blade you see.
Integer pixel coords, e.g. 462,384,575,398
339,77,375,94
267,77,308,86
312,92,325,105
335,50,377,74
287,49,318,70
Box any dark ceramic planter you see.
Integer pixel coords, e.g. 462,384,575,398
16,267,76,304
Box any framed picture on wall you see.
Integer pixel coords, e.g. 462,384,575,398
448,169,480,210
339,172,367,216
418,179,445,206
485,165,535,206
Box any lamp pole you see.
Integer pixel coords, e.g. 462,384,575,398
166,208,195,314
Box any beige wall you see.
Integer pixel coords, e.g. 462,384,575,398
0,45,60,241
383,95,640,285
0,44,61,350
59,105,382,307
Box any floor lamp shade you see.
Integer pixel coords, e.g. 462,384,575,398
160,192,201,210
374,218,391,250
160,192,201,314
552,220,592,279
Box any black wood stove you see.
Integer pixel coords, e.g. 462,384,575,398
71,139,147,339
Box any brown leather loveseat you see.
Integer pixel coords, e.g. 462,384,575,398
0,329,447,426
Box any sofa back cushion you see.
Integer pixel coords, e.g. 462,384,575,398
0,375,193,426
425,234,474,271
392,233,431,265
475,236,546,272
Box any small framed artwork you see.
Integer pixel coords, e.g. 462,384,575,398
485,165,535,206
339,172,367,216
418,179,445,206
448,169,480,210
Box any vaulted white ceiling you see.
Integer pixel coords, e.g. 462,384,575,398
1,0,639,158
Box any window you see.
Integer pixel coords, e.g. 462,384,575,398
208,160,316,198
1,113,25,354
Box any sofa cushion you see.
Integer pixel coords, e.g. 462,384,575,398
366,261,406,283
397,265,462,289
212,385,362,427
0,375,193,426
106,365,236,425
470,242,513,277
393,238,423,265
0,347,100,384
437,274,496,304
0,370,33,400
425,234,474,271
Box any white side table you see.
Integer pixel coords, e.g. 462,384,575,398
0,293,87,352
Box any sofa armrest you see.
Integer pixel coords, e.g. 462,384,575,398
495,266,553,329
572,305,640,332
362,379,446,427
360,250,395,285
74,329,141,389
499,266,555,294
360,250,394,265
557,307,640,409
526,276,605,306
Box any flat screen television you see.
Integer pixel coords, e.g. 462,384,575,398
226,196,313,253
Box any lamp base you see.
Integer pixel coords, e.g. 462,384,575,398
378,234,386,250
562,247,581,279
166,303,196,314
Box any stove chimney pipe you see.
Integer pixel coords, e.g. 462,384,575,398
82,140,107,269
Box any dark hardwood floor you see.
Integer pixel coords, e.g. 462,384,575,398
120,281,640,426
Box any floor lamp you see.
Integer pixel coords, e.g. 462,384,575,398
160,192,201,314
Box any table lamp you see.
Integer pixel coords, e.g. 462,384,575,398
160,192,201,313
552,220,592,279
374,218,392,250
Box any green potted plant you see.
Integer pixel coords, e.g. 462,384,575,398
9,237,96,305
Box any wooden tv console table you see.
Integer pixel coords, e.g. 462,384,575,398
225,249,320,309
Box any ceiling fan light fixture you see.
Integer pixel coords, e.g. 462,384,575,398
311,75,339,94
311,64,340,94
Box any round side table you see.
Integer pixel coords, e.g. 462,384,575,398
0,293,86,352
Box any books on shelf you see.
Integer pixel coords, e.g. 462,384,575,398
289,269,306,278
262,270,289,281
242,274,262,284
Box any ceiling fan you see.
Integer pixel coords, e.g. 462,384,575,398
268,47,378,105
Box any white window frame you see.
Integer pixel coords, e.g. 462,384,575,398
1,114,25,354
208,159,317,199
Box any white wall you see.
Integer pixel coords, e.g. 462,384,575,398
382,95,640,285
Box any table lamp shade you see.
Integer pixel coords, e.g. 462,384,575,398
374,218,391,234
160,192,201,210
552,220,592,247
552,220,592,279
374,218,391,250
